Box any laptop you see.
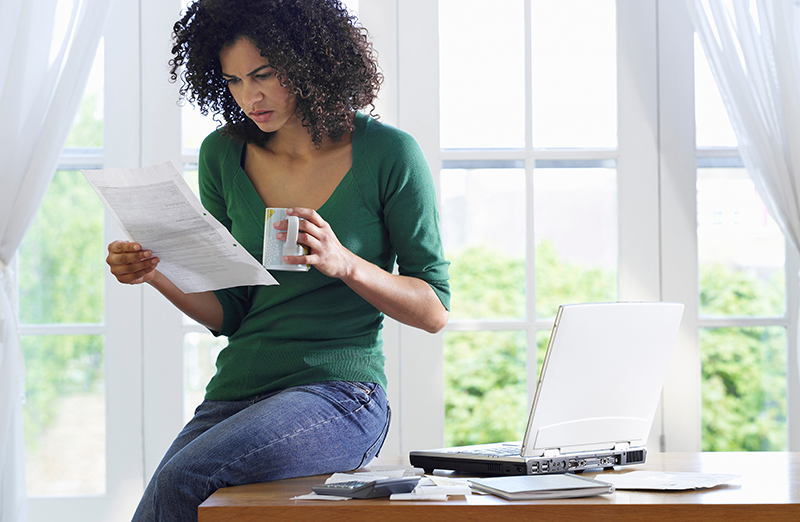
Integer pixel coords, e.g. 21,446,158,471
409,301,684,476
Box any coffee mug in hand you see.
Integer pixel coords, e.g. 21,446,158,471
263,208,310,272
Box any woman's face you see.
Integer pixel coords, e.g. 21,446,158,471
219,37,299,134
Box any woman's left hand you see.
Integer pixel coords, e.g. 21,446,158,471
274,207,449,333
274,207,354,279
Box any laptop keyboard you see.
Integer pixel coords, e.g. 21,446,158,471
455,445,522,457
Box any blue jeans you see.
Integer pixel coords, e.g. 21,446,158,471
131,381,390,522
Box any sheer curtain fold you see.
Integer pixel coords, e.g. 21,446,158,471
685,0,800,251
0,1,112,521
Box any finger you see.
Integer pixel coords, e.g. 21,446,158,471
286,207,325,227
276,220,321,241
297,231,322,251
107,243,154,265
119,267,152,282
110,257,159,276
113,264,157,285
109,251,156,266
108,240,142,254
281,254,308,265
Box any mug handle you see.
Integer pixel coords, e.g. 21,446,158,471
282,215,301,257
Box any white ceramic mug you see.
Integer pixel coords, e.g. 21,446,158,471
262,208,310,271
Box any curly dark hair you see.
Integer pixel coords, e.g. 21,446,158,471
170,0,383,146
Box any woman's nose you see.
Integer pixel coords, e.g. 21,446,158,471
243,82,263,107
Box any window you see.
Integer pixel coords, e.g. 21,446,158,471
18,2,172,519
438,0,618,446
695,39,789,451
19,43,106,498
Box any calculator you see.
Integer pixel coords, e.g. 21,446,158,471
312,476,420,499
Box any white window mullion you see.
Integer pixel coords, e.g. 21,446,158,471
787,242,800,451
656,0,702,452
394,0,443,455
104,0,147,516
615,0,665,451
357,0,402,459
139,0,186,481
524,0,539,405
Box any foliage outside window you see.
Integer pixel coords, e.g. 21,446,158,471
19,66,106,496
444,240,787,450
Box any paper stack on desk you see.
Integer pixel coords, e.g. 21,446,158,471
469,474,615,500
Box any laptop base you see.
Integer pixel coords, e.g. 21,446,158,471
409,447,646,476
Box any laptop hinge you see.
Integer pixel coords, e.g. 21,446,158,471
543,448,561,458
613,442,631,451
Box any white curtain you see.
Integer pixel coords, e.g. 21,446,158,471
685,0,800,252
0,0,112,521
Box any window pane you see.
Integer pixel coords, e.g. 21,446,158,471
441,167,526,320
701,326,786,451
64,40,103,149
444,330,526,446
697,167,785,317
532,0,616,148
695,35,738,148
184,332,226,423
534,167,617,318
182,104,218,153
439,0,525,149
535,328,551,379
19,170,105,324
183,165,200,197
23,335,105,496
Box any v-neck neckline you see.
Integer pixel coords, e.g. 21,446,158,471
233,114,364,218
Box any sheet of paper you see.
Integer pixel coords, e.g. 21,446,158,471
389,492,450,501
390,476,471,500
595,471,740,490
324,471,408,484
83,162,278,293
290,493,350,501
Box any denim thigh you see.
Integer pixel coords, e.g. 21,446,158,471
132,381,390,522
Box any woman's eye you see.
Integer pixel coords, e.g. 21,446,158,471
224,78,239,85
255,73,273,80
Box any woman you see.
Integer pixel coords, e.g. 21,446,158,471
105,0,450,520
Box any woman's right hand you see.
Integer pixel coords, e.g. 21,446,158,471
106,240,160,285
106,240,223,331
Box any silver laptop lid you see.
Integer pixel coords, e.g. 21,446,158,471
521,302,684,457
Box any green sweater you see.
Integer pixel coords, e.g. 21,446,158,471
198,112,451,401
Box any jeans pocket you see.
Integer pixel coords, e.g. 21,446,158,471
358,402,391,468
346,381,377,402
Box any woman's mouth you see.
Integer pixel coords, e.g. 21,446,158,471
250,110,274,123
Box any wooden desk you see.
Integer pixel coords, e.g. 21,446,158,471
199,452,800,522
